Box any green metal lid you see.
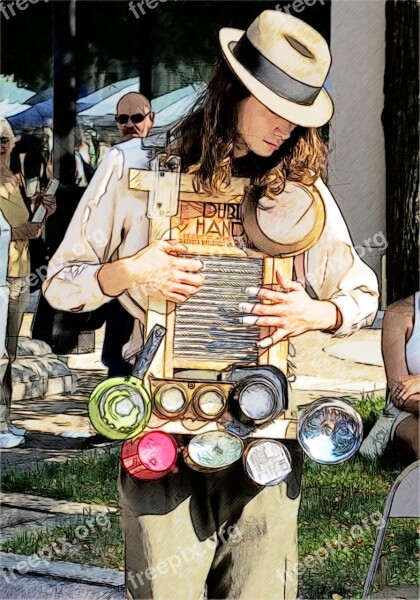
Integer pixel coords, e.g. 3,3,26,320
89,376,151,440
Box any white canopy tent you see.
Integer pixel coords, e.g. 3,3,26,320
142,83,205,147
152,83,205,134
77,77,140,111
0,77,34,104
78,82,141,122
152,83,205,114
0,101,31,118
78,82,205,128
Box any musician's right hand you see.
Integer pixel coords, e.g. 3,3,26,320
125,240,204,303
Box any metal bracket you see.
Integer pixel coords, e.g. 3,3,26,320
147,154,181,219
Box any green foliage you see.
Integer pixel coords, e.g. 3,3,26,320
1,445,418,599
0,450,120,506
299,455,419,599
354,393,387,429
1,514,124,571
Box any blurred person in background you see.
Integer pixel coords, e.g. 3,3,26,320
84,127,99,170
383,293,419,459
10,132,52,295
115,92,154,141
0,117,55,448
101,92,155,377
10,132,48,200
42,120,54,174
34,94,155,378
75,126,96,187
361,292,419,461
97,130,113,165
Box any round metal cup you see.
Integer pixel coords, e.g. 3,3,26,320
243,440,292,486
298,397,363,464
121,431,178,480
153,383,189,419
192,385,227,420
89,376,151,440
230,377,279,426
184,431,244,472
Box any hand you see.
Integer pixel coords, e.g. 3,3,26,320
34,192,56,217
125,240,204,303
391,375,420,407
12,222,42,241
40,194,56,217
237,271,340,348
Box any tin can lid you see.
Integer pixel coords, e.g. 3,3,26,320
160,387,186,412
89,377,151,440
138,431,178,472
187,431,243,469
197,390,225,416
244,440,292,486
239,381,276,420
121,433,177,480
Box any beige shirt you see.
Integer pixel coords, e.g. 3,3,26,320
0,177,30,278
43,139,379,338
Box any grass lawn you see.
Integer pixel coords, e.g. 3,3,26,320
1,396,419,599
1,449,120,506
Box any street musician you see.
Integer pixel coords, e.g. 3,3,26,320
44,11,378,600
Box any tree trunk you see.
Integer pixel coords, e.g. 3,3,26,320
139,13,152,98
53,0,77,185
382,0,419,304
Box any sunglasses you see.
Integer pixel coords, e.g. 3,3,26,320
115,111,153,125
0,137,11,145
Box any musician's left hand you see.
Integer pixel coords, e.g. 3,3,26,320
238,271,341,347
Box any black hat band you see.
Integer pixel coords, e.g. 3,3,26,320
232,34,321,106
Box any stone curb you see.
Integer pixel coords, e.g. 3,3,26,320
0,514,76,543
0,493,119,515
0,552,124,589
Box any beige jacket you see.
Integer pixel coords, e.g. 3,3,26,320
43,139,379,338
0,178,30,278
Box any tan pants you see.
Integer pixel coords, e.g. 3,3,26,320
0,277,29,431
119,445,302,600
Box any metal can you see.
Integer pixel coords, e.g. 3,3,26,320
243,440,292,486
121,431,178,480
228,366,287,428
191,385,227,420
298,397,363,464
184,431,244,472
153,383,190,419
89,376,151,440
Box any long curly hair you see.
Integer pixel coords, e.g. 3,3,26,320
168,58,328,199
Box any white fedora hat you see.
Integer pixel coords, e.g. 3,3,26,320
219,10,333,128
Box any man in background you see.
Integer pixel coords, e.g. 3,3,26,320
115,92,154,141
101,92,155,376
